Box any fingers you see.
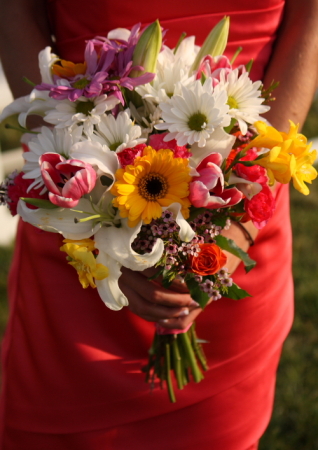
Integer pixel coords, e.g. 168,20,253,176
120,267,196,308
121,283,194,322
157,307,203,330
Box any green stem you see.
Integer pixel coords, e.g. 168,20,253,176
172,338,183,390
178,331,204,383
165,343,176,403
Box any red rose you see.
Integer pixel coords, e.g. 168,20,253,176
189,243,227,276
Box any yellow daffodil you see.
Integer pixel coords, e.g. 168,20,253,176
257,140,296,185
111,146,192,227
292,145,317,195
60,239,109,289
248,120,317,193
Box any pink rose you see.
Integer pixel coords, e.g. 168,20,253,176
40,153,97,208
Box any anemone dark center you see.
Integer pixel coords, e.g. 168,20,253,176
76,100,94,115
139,173,168,200
188,112,207,131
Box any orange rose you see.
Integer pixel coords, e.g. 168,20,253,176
189,243,227,276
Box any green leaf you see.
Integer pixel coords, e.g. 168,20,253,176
214,234,256,273
20,198,59,209
210,215,227,228
186,277,210,308
188,206,206,222
223,282,251,300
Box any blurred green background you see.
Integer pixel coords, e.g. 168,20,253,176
0,99,318,448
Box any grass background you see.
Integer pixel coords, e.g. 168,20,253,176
0,100,318,447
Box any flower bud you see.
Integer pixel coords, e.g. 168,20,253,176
191,16,230,72
130,20,162,77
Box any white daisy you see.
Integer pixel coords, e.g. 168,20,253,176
155,78,230,147
22,126,83,193
136,57,195,105
216,69,270,135
91,110,146,151
136,38,198,105
44,94,120,135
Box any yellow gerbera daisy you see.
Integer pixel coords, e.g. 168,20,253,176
111,146,192,227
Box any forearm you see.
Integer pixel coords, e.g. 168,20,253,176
263,0,318,131
0,0,54,98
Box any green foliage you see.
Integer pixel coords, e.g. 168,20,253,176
215,234,256,272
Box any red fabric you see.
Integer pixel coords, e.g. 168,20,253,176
0,1,293,449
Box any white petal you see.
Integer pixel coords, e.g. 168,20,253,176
70,141,119,180
17,198,101,238
94,220,164,271
228,174,262,199
95,252,128,311
162,203,195,242
190,127,235,166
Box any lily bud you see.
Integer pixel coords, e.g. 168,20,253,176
130,20,162,77
191,16,230,72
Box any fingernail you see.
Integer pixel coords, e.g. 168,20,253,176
178,308,189,317
189,300,200,307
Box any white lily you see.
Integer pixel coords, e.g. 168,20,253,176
17,198,102,239
39,47,59,84
189,127,236,167
69,140,119,184
228,173,262,200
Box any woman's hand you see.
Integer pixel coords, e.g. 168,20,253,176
119,267,203,330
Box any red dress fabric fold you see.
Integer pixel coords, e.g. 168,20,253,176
0,1,293,449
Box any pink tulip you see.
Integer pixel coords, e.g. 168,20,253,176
40,153,97,208
189,153,243,209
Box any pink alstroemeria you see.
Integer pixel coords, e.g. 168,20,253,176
40,153,97,208
189,153,243,209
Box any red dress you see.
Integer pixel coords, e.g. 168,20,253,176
0,1,293,449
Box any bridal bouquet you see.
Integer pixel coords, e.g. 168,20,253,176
1,18,317,401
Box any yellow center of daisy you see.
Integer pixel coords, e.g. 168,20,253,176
188,112,207,131
227,96,239,109
138,173,168,200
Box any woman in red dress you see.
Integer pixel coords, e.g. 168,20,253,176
0,0,318,449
